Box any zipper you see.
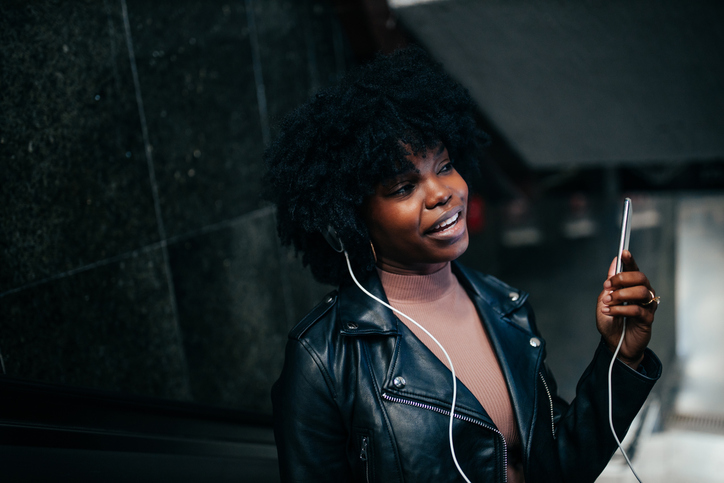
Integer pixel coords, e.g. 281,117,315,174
359,435,370,483
538,372,557,440
382,392,507,482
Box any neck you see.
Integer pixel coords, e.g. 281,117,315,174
375,258,449,276
377,262,454,303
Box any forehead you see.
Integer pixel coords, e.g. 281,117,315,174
400,143,448,172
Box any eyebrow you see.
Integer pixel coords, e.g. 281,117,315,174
380,165,419,190
383,144,447,185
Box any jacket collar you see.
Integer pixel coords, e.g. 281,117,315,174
336,261,545,440
337,268,399,336
337,261,529,335
453,263,529,317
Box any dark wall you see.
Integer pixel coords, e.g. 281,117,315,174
0,0,349,415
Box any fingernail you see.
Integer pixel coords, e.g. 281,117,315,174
602,306,611,314
603,294,612,304
604,280,611,289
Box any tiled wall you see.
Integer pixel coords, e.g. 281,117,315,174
0,0,347,414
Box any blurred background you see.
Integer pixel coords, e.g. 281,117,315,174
1,0,722,481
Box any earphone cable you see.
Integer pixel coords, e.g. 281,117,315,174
344,252,473,483
608,318,643,483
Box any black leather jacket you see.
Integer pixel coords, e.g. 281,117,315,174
272,262,661,482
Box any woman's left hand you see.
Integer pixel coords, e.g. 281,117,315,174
596,250,658,369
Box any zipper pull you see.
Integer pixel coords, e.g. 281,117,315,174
360,436,369,461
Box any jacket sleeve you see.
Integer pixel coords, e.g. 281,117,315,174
544,339,661,483
271,337,352,483
457,266,662,482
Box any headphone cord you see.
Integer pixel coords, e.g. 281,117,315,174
345,250,642,482
343,252,473,483
608,318,643,483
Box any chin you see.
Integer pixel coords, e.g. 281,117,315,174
439,233,469,263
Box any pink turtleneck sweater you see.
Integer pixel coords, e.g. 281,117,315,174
377,263,524,483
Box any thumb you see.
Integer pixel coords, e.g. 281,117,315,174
607,257,617,279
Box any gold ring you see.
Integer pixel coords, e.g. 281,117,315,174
641,289,660,306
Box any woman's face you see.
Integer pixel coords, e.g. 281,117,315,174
363,145,469,275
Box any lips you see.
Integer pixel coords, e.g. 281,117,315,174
425,207,464,235
428,212,460,233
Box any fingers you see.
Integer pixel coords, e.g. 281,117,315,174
605,301,657,320
609,251,638,278
604,270,653,292
606,251,645,287
601,250,658,317
607,257,617,279
598,251,655,366
602,285,648,304
621,250,640,272
600,280,658,318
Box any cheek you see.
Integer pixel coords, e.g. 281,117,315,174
378,208,420,246
366,203,422,253
455,175,469,200
365,204,403,241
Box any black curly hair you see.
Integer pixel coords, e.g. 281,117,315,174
263,46,488,285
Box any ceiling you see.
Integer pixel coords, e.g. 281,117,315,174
390,0,724,169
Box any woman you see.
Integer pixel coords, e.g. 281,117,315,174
264,47,660,483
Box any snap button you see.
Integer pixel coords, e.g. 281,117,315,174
529,337,541,348
346,322,358,330
509,292,520,302
393,376,406,389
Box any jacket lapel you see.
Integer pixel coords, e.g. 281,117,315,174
338,267,497,426
337,263,546,441
385,319,497,425
455,263,546,451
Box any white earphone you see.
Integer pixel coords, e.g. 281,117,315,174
324,226,473,482
325,223,642,483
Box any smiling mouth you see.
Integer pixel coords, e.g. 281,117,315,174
427,212,460,234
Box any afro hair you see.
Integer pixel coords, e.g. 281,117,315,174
263,46,488,285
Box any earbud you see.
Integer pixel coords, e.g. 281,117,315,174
322,225,345,253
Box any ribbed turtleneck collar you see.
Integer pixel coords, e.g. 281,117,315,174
376,262,456,304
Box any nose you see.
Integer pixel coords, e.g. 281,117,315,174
425,179,452,209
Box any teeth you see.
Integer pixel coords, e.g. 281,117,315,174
434,212,459,231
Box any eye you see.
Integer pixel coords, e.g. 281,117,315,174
439,161,454,174
390,183,414,196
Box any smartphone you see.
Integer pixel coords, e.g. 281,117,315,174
615,198,632,274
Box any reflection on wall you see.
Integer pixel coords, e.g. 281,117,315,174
0,0,347,413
